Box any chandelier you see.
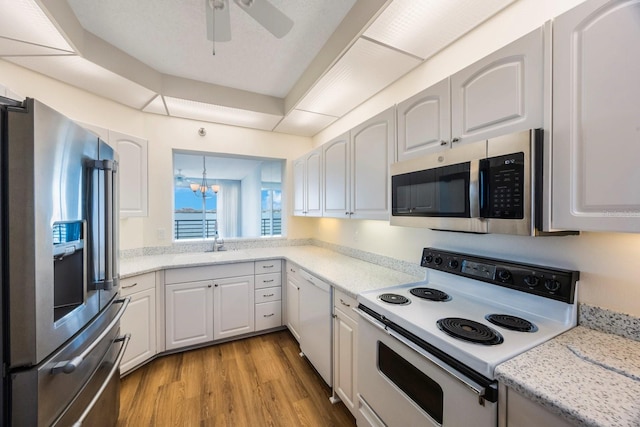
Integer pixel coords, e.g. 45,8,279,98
190,156,220,198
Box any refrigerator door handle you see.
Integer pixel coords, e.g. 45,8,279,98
51,297,130,375
90,159,118,291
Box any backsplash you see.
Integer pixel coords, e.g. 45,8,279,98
579,304,640,342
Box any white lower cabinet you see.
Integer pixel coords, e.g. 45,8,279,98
255,260,283,331
332,290,358,417
119,272,156,374
213,275,255,340
165,280,214,350
285,262,302,341
499,384,572,427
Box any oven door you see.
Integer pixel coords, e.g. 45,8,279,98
390,140,487,233
356,310,497,427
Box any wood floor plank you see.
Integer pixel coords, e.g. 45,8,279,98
118,330,355,426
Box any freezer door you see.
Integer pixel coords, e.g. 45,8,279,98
11,297,129,427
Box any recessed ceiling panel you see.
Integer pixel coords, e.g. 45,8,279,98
0,0,74,53
274,109,338,137
143,95,168,115
6,56,156,109
66,0,357,98
296,38,421,117
364,0,517,59
164,97,282,131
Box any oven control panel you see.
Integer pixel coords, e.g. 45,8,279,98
421,248,579,303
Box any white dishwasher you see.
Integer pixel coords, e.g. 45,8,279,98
298,269,332,386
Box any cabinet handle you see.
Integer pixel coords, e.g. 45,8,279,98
452,137,460,143
263,313,275,318
263,293,274,297
122,282,138,289
214,284,219,287
340,299,351,308
349,212,354,215
345,212,350,215
208,284,212,288
440,140,448,146
332,314,337,319
262,265,274,269
263,279,274,283
290,268,296,273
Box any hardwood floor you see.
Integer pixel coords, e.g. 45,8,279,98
118,330,356,426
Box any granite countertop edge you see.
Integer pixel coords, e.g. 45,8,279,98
119,245,424,298
495,325,640,427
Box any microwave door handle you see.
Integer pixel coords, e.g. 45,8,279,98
469,159,481,218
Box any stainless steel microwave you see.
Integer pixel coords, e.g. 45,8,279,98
391,129,568,236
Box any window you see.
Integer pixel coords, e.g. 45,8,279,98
173,151,284,240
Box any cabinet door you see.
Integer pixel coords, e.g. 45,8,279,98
165,281,213,350
305,149,323,217
110,130,148,217
323,132,351,218
451,27,544,146
397,78,451,161
120,287,156,374
552,0,640,232
333,306,358,417
213,275,255,340
293,157,306,215
285,274,301,342
350,107,395,220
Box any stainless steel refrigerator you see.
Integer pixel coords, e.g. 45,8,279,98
1,97,129,426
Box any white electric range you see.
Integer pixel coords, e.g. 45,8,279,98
355,248,579,427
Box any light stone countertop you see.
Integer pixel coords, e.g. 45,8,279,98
496,326,640,427
120,245,424,298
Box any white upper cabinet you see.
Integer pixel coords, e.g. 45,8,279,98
350,107,395,220
552,0,640,232
110,130,148,217
396,78,451,161
450,26,545,147
322,132,350,218
293,148,322,216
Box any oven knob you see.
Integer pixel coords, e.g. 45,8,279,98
497,269,512,282
434,256,443,266
545,279,561,292
424,255,434,264
448,259,459,269
524,275,540,287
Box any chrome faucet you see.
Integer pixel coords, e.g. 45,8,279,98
211,232,225,252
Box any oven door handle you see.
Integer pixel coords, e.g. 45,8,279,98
69,333,130,427
357,307,490,405
51,297,130,374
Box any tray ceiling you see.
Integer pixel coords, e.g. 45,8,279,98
0,0,518,137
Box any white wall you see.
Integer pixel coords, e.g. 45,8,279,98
0,59,316,250
309,0,640,317
241,166,262,237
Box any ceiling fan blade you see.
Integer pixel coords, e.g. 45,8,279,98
206,0,231,42
233,0,294,39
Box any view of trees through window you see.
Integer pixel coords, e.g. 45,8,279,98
173,151,283,240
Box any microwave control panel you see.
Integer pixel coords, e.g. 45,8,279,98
482,152,524,219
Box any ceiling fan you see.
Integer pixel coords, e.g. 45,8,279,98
206,0,294,51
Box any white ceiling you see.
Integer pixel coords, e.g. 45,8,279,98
0,0,518,137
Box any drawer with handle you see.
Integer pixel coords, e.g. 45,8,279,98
255,286,282,304
255,272,282,289
255,260,282,274
334,289,358,322
255,301,282,330
120,272,155,297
